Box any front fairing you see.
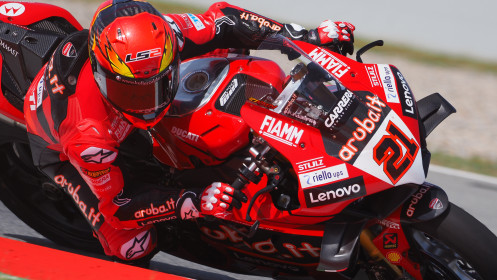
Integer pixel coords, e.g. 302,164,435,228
240,35,425,215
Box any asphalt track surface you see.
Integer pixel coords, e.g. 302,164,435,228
1,166,496,280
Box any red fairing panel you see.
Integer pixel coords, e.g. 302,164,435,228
0,2,82,30
295,42,425,187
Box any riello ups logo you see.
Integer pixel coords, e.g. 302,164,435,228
304,176,366,208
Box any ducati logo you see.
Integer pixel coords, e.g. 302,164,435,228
62,42,77,58
0,3,25,17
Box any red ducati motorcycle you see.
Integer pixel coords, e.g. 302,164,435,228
0,2,496,279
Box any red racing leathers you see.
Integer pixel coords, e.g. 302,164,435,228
23,2,341,261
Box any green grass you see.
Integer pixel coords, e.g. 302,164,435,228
149,1,204,14
0,272,25,280
430,152,497,177
355,38,497,74
82,0,205,14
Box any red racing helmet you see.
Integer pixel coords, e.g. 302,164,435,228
89,0,179,129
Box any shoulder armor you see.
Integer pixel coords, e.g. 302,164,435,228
44,30,89,99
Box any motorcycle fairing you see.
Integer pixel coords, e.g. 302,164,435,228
154,56,285,169
298,43,422,149
0,2,82,29
241,103,379,219
370,208,424,279
400,182,449,223
350,109,424,186
0,2,83,122
199,219,323,266
236,38,425,219
284,41,425,185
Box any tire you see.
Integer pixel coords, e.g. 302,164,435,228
410,202,497,279
0,124,102,253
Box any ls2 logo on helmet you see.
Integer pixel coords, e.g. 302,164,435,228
125,48,162,63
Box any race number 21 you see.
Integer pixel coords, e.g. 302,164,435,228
373,122,419,184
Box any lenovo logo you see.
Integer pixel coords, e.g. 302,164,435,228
304,177,366,208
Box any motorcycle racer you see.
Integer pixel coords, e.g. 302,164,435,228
23,0,355,266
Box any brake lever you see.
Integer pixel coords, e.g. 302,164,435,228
245,167,283,222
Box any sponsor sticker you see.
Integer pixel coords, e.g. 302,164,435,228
186,13,205,31
248,97,277,109
125,48,162,63
365,65,381,87
0,38,18,57
377,64,400,103
298,163,348,189
81,167,110,178
0,3,25,17
171,126,200,142
47,57,66,96
394,68,416,118
386,251,402,263
339,95,386,162
259,115,304,147
179,14,193,29
134,198,176,219
324,90,354,129
239,12,282,32
110,116,132,142
429,198,443,210
308,48,350,78
219,78,238,106
406,186,430,217
62,42,77,58
383,233,398,249
53,174,102,227
377,219,400,230
296,156,325,174
36,78,44,108
303,176,366,207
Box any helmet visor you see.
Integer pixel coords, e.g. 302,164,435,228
94,59,179,122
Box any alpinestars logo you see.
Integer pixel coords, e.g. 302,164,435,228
215,16,235,34
179,195,200,219
80,147,116,164
113,190,131,207
122,230,152,260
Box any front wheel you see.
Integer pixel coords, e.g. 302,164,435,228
409,202,497,279
0,125,101,253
